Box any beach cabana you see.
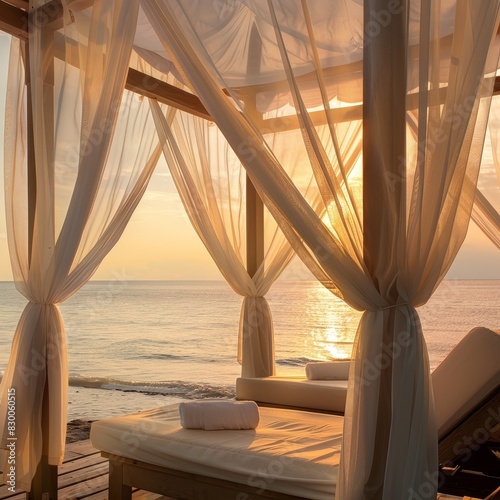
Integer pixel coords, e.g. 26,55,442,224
0,1,500,499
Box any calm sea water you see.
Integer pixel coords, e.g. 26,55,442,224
0,280,498,421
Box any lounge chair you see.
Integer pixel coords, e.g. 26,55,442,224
433,327,500,498
90,327,500,499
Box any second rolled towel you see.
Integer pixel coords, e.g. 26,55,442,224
305,360,351,380
179,400,260,430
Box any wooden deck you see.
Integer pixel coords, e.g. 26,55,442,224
0,440,173,500
0,439,486,499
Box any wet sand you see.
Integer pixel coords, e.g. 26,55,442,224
66,419,95,443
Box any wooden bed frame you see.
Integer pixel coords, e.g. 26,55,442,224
101,390,500,500
104,452,309,500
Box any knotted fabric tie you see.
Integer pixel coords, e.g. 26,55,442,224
377,302,410,311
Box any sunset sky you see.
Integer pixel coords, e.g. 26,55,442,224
0,32,499,282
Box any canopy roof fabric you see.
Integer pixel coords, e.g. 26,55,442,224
0,1,499,499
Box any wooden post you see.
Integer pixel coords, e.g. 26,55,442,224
242,24,272,378
363,0,406,278
28,380,58,499
362,0,407,497
245,25,264,278
25,7,58,499
246,177,264,277
108,460,132,500
21,42,37,266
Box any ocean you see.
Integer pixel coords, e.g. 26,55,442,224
0,279,499,421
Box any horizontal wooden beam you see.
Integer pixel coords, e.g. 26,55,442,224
0,0,211,120
0,0,28,40
1,0,27,10
261,104,360,134
126,68,211,120
1,0,500,127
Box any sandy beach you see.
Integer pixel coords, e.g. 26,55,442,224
66,419,94,443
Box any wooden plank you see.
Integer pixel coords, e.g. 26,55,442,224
81,487,168,500
63,440,99,460
78,491,109,500
63,450,86,462
131,491,171,499
0,484,23,499
0,490,25,500
58,461,109,489
56,471,109,498
59,452,106,475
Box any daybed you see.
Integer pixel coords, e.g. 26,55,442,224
90,327,500,499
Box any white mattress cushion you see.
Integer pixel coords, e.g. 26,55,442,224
237,327,500,431
90,403,343,500
236,376,348,413
432,327,500,437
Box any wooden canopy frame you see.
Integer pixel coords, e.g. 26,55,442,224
4,0,499,127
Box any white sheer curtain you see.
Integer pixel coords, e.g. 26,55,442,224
471,97,500,249
0,0,160,490
150,103,362,376
140,1,499,498
151,102,288,377
472,189,500,249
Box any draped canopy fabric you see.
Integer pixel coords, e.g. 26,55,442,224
472,98,500,249
149,99,362,377
0,0,499,498
138,0,500,498
150,101,292,377
0,0,161,490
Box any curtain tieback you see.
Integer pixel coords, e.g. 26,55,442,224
377,302,410,311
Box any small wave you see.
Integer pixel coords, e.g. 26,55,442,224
135,353,190,361
68,375,235,399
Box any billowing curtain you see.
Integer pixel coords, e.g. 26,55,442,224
140,0,499,498
472,190,500,249
150,101,362,376
489,97,500,184
151,102,287,377
471,97,500,249
0,0,159,490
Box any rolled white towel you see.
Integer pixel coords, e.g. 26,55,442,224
305,360,351,380
179,400,260,430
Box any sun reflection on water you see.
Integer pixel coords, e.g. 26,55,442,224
304,292,362,361
311,326,354,360
270,281,363,374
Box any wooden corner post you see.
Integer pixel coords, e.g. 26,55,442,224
25,3,58,498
